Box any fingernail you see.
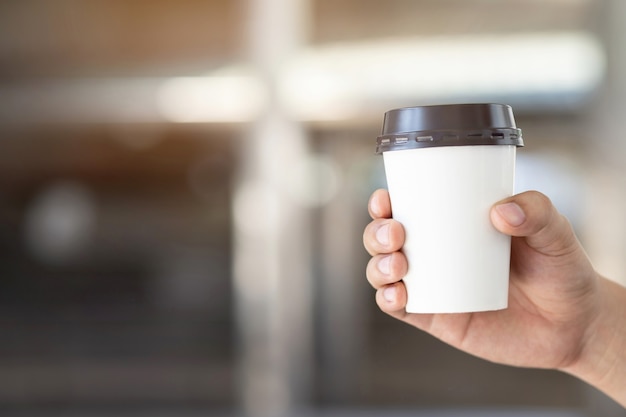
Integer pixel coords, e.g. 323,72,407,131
495,202,526,227
383,285,396,302
376,222,390,246
378,255,391,275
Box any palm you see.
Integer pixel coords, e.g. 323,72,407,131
400,233,599,370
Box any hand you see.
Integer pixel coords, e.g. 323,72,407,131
364,188,626,407
363,189,601,370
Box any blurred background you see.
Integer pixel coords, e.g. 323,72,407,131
0,0,625,416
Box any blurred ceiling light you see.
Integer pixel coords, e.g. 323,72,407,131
0,31,604,124
156,75,267,123
156,31,603,123
281,31,604,119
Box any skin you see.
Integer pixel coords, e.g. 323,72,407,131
363,189,626,407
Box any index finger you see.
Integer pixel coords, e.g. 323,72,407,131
368,189,392,219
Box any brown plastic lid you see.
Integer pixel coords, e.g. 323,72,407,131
376,103,524,154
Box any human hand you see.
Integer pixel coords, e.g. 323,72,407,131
363,189,601,370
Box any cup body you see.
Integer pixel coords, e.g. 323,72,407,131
383,145,516,313
376,103,523,314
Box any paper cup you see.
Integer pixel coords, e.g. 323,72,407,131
376,104,524,313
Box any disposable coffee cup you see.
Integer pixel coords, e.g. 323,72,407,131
376,104,524,313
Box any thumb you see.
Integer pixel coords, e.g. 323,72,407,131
490,191,579,257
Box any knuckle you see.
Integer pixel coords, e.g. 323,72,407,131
525,190,553,210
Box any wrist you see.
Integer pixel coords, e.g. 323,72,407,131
562,276,626,407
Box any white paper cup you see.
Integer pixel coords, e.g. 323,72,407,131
376,104,524,313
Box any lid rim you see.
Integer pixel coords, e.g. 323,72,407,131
376,127,523,154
